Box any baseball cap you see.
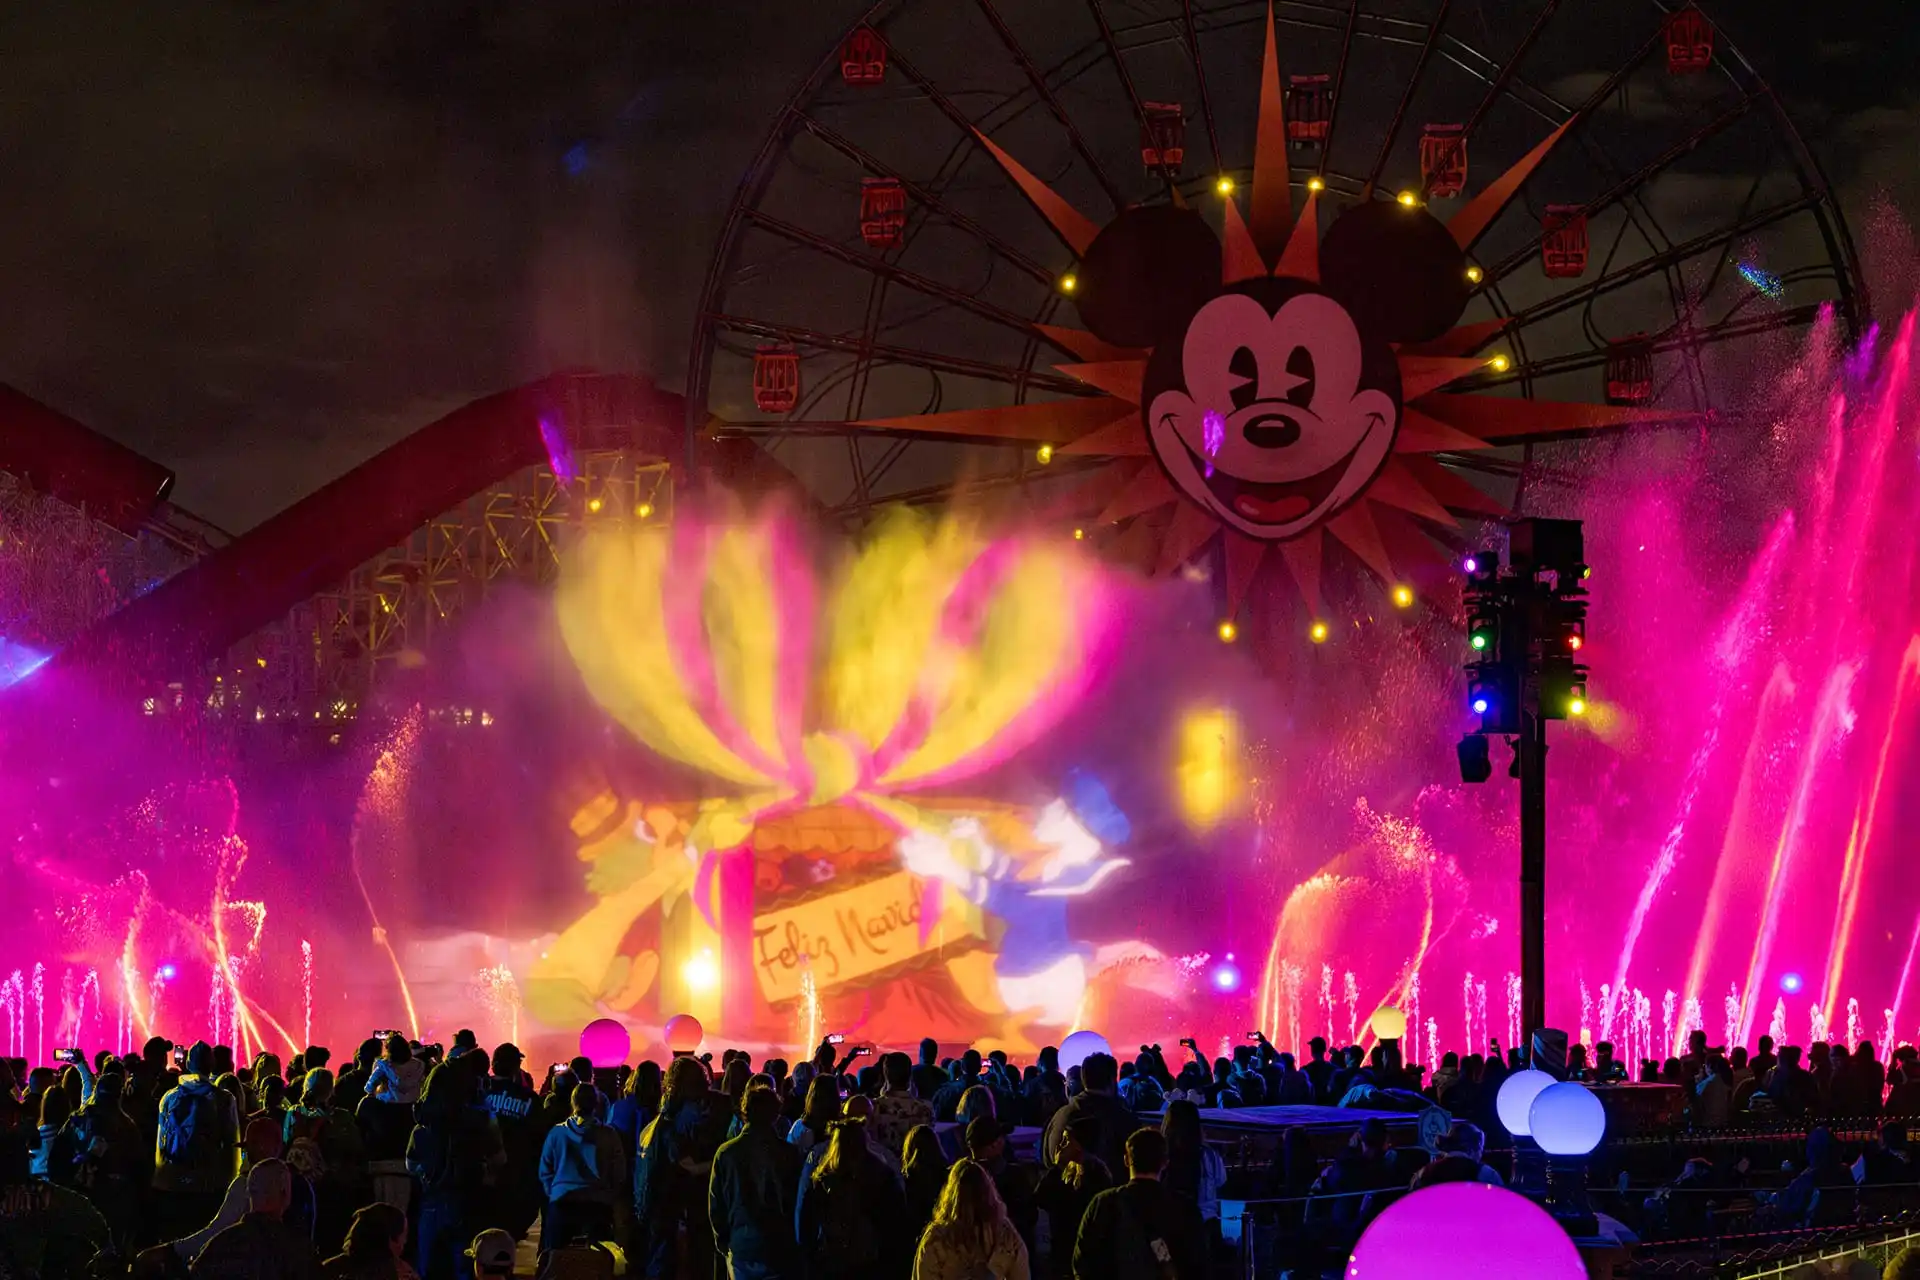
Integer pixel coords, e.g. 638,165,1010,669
467,1228,516,1276
966,1116,1011,1152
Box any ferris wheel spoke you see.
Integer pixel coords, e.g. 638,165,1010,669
793,113,1055,283
968,0,1126,210
1461,0,1563,139
739,209,1078,358
1181,0,1224,173
1084,0,1181,204
1503,194,1822,333
1314,0,1364,179
1364,0,1454,198
710,314,1095,398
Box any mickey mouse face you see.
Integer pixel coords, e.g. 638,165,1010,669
1143,278,1401,541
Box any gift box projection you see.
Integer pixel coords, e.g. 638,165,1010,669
524,509,1147,1052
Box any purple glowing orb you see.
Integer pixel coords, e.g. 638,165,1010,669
1349,1182,1584,1278
1057,1029,1113,1074
579,1018,632,1069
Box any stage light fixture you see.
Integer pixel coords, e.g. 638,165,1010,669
1568,697,1587,716
1073,527,1085,540
1471,695,1489,715
1470,630,1490,651
1463,556,1478,574
586,497,603,513
635,502,654,519
1457,734,1492,783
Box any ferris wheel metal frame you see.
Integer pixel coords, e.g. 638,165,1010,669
686,0,1864,523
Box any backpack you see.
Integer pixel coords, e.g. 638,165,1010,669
813,1177,881,1270
285,1110,330,1182
158,1087,217,1167
535,1241,619,1280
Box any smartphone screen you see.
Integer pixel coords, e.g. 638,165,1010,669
826,1034,845,1045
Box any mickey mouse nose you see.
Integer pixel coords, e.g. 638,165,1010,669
1243,413,1301,449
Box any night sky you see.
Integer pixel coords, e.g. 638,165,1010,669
1,0,1913,531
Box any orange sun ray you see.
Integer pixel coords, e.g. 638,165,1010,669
1036,325,1147,362
1097,464,1179,525
1412,391,1695,441
1248,0,1293,261
1326,503,1397,583
1277,531,1325,618
1274,189,1319,282
1399,317,1514,358
1399,355,1495,400
1449,119,1577,251
1393,406,1495,454
972,130,1102,256
1366,459,1460,524
1060,416,1152,457
1055,360,1148,403
1223,531,1269,617
1222,197,1267,283
1397,456,1506,516
1156,502,1220,575
856,397,1124,443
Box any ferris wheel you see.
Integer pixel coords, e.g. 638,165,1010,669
685,0,1861,620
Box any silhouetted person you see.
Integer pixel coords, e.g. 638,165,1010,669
189,1158,321,1279
1072,1128,1206,1280
707,1085,803,1280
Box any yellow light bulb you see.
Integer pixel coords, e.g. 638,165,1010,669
1569,697,1588,717
1036,443,1054,465
635,502,654,519
1059,274,1077,293
1217,620,1238,643
1215,176,1235,195
1072,527,1086,541
1310,620,1330,643
586,497,603,513
1392,585,1414,609
1465,265,1484,284
1397,191,1419,207
1307,177,1325,193
1488,354,1511,373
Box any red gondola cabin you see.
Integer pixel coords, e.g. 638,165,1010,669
1141,103,1186,176
859,177,907,248
1286,76,1332,148
1542,205,1589,278
1606,337,1654,406
754,345,800,414
1665,8,1713,73
1420,124,1468,198
841,27,887,86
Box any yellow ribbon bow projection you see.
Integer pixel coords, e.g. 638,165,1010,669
536,506,1110,1033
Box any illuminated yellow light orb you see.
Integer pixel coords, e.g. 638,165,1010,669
1216,620,1238,643
1310,620,1330,643
1569,697,1588,717
1465,265,1484,284
1392,585,1414,609
1215,176,1235,195
1489,354,1511,373
635,502,654,519
682,950,720,992
586,497,603,513
1307,177,1325,193
1036,443,1055,465
1072,527,1086,541
1397,190,1419,207
1176,707,1241,833
1059,273,1078,293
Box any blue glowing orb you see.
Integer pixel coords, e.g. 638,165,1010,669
1528,1080,1607,1156
1781,972,1803,994
1057,1029,1113,1074
1495,1068,1556,1137
1471,697,1490,715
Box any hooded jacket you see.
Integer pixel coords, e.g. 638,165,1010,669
539,1116,625,1205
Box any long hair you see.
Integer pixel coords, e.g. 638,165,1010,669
628,1060,663,1112
1161,1099,1204,1199
917,1158,1008,1267
664,1056,708,1109
956,1085,996,1126
801,1075,841,1136
902,1124,948,1185
810,1118,873,1189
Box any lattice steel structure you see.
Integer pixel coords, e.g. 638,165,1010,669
227,451,673,720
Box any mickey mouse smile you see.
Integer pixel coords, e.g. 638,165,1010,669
1170,413,1378,526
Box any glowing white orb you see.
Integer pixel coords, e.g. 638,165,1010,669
1495,1068,1556,1137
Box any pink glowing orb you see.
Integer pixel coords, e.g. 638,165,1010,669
1348,1182,1585,1279
663,1014,704,1054
1057,1029,1112,1074
579,1018,632,1069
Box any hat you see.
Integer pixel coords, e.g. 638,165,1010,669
966,1116,1011,1152
467,1228,516,1276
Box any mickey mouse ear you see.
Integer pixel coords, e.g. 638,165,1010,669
1319,200,1472,344
1072,206,1222,349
